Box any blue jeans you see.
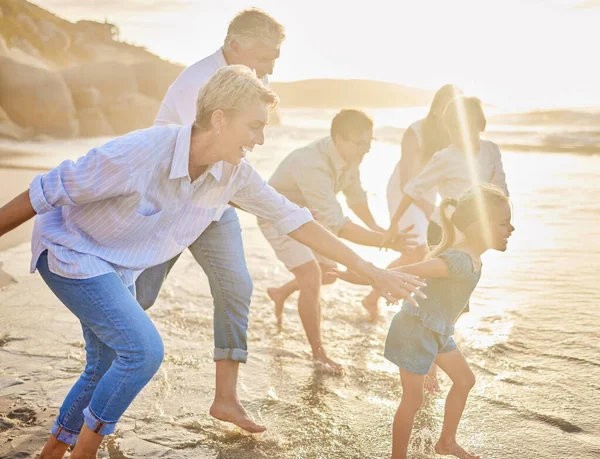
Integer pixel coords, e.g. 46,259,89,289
135,207,253,363
37,251,164,444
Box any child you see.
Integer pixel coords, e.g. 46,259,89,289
382,95,509,392
333,184,514,459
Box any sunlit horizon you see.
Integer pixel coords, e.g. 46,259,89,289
29,0,600,110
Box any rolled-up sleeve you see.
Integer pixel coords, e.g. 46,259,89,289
232,164,313,236
403,152,447,203
29,146,132,215
343,169,368,207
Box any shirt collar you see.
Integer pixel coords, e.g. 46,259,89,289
169,124,224,182
215,47,228,68
169,124,193,180
324,136,350,172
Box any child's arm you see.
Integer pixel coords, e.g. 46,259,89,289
392,258,450,279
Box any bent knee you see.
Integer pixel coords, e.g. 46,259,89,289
234,271,254,301
132,333,165,377
401,393,425,413
292,261,322,288
456,372,476,391
321,273,338,285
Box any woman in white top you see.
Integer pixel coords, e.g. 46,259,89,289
385,96,509,245
362,85,462,316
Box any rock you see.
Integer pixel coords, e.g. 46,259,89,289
104,93,160,135
38,20,71,53
0,120,35,141
78,107,114,137
71,87,101,110
0,35,7,56
132,60,184,101
61,61,138,106
0,105,33,140
75,20,119,42
9,36,40,57
16,14,38,36
0,56,78,138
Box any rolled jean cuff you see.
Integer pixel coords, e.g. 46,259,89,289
51,420,79,445
214,347,248,363
83,406,117,436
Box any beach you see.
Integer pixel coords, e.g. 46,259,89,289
1,109,600,458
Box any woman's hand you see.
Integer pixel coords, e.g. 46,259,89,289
330,264,427,307
380,224,418,253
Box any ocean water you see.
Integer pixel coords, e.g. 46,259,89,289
1,107,599,458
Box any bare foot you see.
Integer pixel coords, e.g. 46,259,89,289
209,399,267,433
361,293,379,320
424,365,441,393
267,288,286,326
435,438,481,459
313,348,344,375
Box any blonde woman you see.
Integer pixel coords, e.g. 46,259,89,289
0,66,424,459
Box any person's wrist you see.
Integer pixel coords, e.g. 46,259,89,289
354,259,378,280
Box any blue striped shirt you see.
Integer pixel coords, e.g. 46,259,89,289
29,124,312,284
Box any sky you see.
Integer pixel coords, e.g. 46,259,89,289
34,0,600,110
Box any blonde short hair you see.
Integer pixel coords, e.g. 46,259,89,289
195,65,279,129
224,8,286,49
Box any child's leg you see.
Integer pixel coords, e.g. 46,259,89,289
392,369,425,459
433,349,480,459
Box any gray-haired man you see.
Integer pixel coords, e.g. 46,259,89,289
135,9,284,433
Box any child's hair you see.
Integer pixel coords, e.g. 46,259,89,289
442,96,486,143
430,185,510,258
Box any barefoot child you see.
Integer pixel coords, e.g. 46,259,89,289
382,94,509,394
334,184,514,459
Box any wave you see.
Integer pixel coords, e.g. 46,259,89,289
480,397,584,433
488,108,600,126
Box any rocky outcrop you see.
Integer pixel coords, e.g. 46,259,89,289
61,61,138,106
104,93,160,135
77,107,114,137
132,60,184,101
0,105,34,141
0,56,78,138
38,20,71,53
71,87,101,110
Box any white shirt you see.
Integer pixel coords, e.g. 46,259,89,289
266,137,368,235
403,140,509,224
155,48,269,126
29,124,312,284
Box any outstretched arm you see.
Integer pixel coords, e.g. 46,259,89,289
392,258,449,279
0,190,36,238
349,202,385,233
331,258,449,287
288,220,426,305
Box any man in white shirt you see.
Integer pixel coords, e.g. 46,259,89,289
135,9,285,433
259,110,418,373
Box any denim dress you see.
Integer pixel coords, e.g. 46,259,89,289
384,249,482,375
